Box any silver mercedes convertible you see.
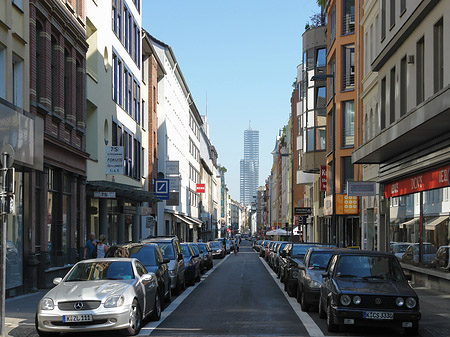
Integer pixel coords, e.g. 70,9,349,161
35,258,161,336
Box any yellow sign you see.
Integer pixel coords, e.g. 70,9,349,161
336,195,359,215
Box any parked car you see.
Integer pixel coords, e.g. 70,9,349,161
319,250,421,334
190,243,207,274
431,245,450,270
209,241,225,259
253,240,262,252
141,236,186,295
35,258,161,336
259,241,270,258
217,238,230,254
391,243,412,260
274,242,289,275
401,243,437,264
181,243,201,286
198,242,213,270
296,247,342,311
283,243,320,297
106,243,172,303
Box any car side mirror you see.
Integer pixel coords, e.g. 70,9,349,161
200,250,204,254
194,254,199,258
178,253,183,260
162,258,170,264
282,251,287,258
321,272,329,279
53,277,62,286
405,274,412,281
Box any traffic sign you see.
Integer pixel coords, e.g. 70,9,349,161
154,179,169,200
196,184,205,193
294,207,312,216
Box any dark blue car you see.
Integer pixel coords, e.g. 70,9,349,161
181,243,201,286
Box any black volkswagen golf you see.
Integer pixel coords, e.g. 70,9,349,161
319,250,421,335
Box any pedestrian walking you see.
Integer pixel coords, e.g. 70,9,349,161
84,232,97,259
96,234,109,258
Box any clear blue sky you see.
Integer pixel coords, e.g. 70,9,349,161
143,0,321,200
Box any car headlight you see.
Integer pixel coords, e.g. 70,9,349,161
308,280,321,288
40,298,55,310
396,297,404,307
340,295,351,306
353,295,361,305
405,297,417,309
104,295,125,308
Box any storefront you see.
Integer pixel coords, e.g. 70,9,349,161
384,164,450,268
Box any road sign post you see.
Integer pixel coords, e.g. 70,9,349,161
0,145,15,337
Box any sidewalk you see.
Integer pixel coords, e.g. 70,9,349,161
4,291,45,337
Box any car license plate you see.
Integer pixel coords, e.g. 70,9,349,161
63,314,93,323
363,311,394,320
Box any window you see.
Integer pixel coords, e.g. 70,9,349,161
400,0,406,14
118,59,122,105
76,59,82,124
12,0,22,9
316,48,326,67
390,0,395,28
124,68,129,111
51,37,57,111
434,18,443,93
381,77,386,130
316,127,326,150
342,45,355,90
342,157,354,193
329,56,336,97
36,21,43,101
364,114,368,142
64,49,71,118
0,45,5,99
306,128,314,152
330,5,336,43
342,0,355,35
416,37,425,104
342,101,354,147
369,109,374,139
12,55,23,108
381,0,386,40
112,52,117,101
316,86,326,110
390,66,395,124
400,56,407,116
189,164,199,183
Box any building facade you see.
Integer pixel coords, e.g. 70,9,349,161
354,0,450,267
240,127,259,205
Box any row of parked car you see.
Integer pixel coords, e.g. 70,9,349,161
35,236,228,337
254,240,421,335
391,242,450,269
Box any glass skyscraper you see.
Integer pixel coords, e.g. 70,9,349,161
240,127,259,205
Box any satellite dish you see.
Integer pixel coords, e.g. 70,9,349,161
0,144,15,168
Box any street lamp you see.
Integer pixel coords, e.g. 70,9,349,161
311,72,336,246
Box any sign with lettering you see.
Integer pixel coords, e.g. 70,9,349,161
336,195,359,215
166,161,179,175
294,207,312,215
106,146,124,174
384,164,450,198
94,191,116,199
347,181,377,196
320,165,327,191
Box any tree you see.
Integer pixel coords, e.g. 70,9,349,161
316,0,326,6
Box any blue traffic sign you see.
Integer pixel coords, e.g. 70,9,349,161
154,179,170,200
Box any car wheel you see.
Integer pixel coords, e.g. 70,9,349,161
122,299,142,335
326,301,339,332
318,296,326,318
35,314,60,337
405,322,419,335
150,292,162,321
300,289,310,312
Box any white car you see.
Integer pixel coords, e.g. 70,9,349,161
35,258,161,336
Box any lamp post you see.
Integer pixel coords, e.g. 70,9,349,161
311,72,336,246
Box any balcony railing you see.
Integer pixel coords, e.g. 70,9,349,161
342,13,355,35
342,73,355,90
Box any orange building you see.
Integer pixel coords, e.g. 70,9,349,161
323,0,363,247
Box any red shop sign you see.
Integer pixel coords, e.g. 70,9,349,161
384,164,450,198
320,165,327,191
196,184,205,193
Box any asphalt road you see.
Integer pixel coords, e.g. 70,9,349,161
6,240,450,336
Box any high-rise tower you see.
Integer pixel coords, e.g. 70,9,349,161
240,123,259,205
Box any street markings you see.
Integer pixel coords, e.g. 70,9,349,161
259,256,325,337
139,253,231,336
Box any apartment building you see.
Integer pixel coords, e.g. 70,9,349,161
324,0,362,247
354,0,450,266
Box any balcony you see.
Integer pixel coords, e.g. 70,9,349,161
302,151,326,174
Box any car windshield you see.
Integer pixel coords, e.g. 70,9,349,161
66,261,134,281
107,245,157,266
292,245,315,257
156,243,175,260
278,243,287,252
335,255,405,281
210,242,220,249
413,244,437,254
198,244,207,251
191,244,200,255
392,244,409,253
308,252,334,269
181,245,191,257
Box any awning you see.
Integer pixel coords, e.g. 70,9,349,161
400,218,418,227
425,216,449,231
87,180,160,202
173,214,203,229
